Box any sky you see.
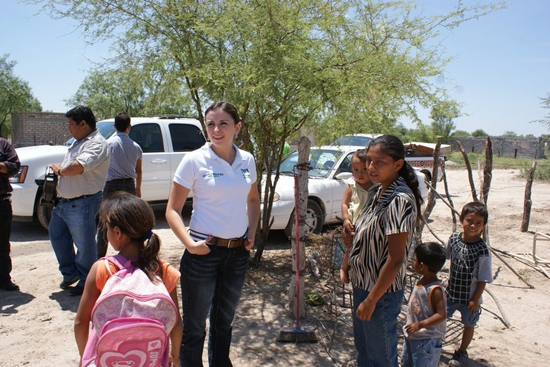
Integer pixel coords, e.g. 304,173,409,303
2,0,549,137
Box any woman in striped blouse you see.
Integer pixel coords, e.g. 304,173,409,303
347,135,423,367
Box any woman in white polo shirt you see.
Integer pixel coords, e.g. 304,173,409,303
166,101,260,367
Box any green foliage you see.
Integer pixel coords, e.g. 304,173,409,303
67,62,194,120
471,129,489,137
533,93,550,129
0,54,42,137
501,131,518,137
429,99,461,144
33,0,503,256
452,130,471,137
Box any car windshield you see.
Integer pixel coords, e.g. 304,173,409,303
278,148,342,178
64,121,116,146
332,135,373,147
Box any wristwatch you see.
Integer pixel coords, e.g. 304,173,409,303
57,168,62,176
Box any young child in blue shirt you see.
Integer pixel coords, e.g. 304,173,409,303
446,202,493,366
401,242,447,367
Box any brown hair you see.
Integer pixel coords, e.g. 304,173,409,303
99,192,162,280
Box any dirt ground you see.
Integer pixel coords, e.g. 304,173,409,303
2,168,550,366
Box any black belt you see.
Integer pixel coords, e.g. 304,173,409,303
60,191,101,202
208,236,246,248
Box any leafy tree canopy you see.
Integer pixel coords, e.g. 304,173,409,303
0,54,42,137
30,0,502,256
429,99,461,144
472,129,489,137
67,58,194,120
452,130,470,137
533,93,550,129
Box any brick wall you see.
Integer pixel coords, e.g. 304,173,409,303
11,112,70,147
451,136,549,159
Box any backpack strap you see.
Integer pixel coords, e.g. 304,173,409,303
101,254,136,275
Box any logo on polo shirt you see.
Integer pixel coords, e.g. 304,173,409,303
241,168,250,179
202,172,224,179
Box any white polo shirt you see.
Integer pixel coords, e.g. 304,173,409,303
173,143,257,239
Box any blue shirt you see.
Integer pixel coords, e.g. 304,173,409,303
106,132,142,181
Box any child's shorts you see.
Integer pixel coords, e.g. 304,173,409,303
447,298,481,327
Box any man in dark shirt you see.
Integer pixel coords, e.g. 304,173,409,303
0,137,21,291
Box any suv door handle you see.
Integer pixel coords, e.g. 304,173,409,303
151,159,168,164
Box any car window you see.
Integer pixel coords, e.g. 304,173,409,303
168,123,206,152
278,149,342,178
336,152,354,174
129,123,164,153
64,121,116,146
334,135,372,147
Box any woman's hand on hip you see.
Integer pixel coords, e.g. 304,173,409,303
186,238,211,255
245,237,255,251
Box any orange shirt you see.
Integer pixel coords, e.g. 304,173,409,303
95,258,180,293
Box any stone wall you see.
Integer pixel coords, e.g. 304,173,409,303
11,112,70,147
451,136,548,159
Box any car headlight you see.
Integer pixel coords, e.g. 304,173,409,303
9,165,28,184
261,191,280,202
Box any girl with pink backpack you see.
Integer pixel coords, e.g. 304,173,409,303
74,193,182,367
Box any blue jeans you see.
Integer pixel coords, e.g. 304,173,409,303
180,244,249,367
49,192,102,285
447,298,481,327
400,338,442,367
352,287,404,367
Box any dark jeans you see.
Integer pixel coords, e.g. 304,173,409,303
96,179,136,258
180,244,249,367
0,199,13,284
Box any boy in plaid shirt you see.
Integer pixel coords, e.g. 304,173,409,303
446,202,493,366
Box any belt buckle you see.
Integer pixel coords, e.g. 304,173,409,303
227,239,236,249
227,238,242,249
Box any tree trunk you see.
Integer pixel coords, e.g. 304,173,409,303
481,137,493,205
417,138,442,242
289,137,310,319
521,160,537,232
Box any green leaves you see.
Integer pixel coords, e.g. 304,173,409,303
0,54,42,137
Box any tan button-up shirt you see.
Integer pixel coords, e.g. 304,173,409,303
57,130,110,199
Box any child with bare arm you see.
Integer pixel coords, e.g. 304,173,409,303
340,149,378,284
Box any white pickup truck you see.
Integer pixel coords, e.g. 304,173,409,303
11,116,206,229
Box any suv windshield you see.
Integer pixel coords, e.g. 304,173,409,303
332,135,374,147
278,149,342,178
64,121,116,146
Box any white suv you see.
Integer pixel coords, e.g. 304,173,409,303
11,116,206,229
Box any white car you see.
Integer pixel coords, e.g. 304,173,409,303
11,116,206,229
332,134,448,182
265,145,429,236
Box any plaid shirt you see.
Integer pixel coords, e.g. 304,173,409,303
446,232,493,304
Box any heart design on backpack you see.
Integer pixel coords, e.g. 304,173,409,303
99,350,145,367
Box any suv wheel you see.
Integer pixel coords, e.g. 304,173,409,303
37,203,53,230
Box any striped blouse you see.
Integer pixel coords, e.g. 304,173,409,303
348,176,417,292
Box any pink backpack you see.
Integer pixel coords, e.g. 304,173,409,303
81,254,178,367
